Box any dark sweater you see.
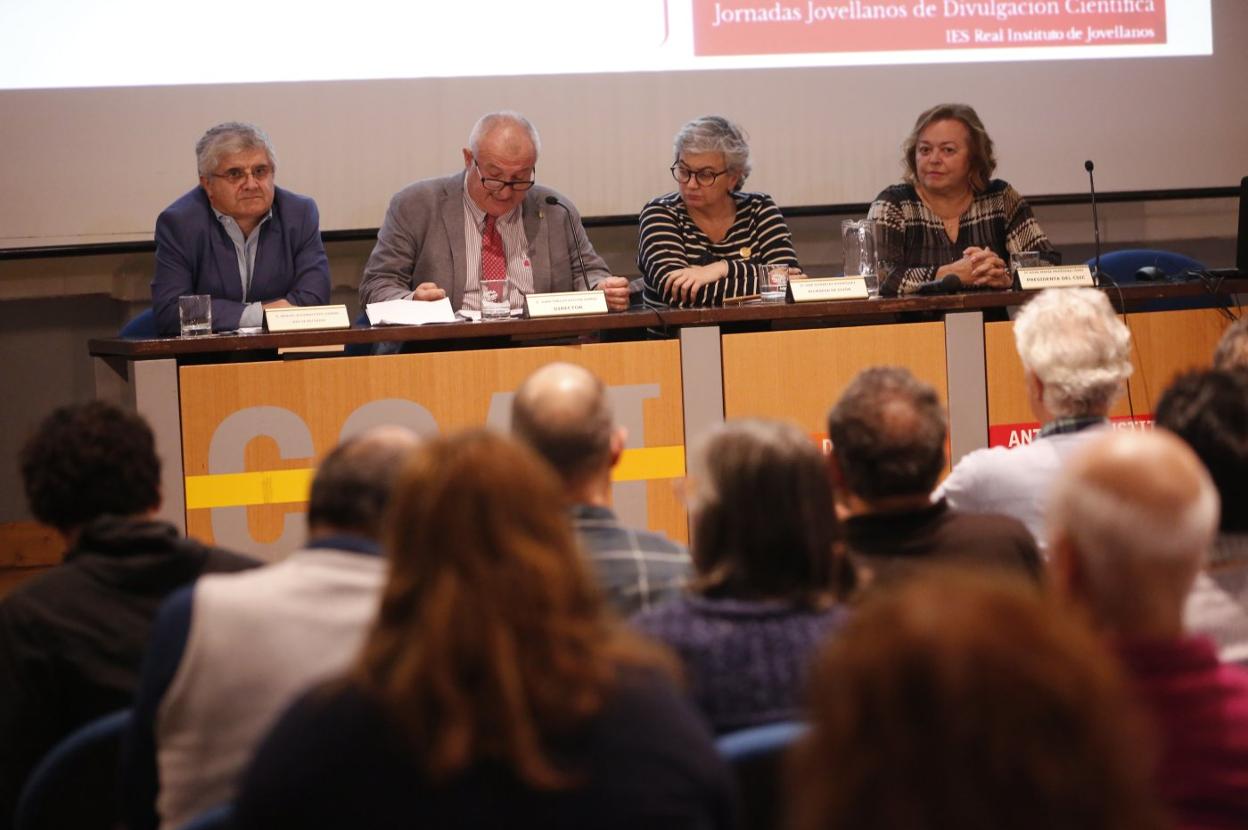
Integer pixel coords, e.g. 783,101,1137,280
0,516,256,823
844,498,1042,590
234,670,738,830
632,595,846,733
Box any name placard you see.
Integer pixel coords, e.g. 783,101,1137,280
523,290,609,318
265,304,351,332
789,277,869,302
1017,265,1095,290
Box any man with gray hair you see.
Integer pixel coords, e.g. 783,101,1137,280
511,362,689,615
360,111,631,316
1213,316,1248,370
935,287,1134,547
121,426,419,830
151,121,330,335
1047,430,1248,827
828,367,1040,587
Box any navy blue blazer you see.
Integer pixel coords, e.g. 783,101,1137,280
151,187,330,335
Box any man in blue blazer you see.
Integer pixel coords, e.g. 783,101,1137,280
151,122,330,335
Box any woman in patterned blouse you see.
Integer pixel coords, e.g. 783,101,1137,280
639,116,800,307
868,103,1054,296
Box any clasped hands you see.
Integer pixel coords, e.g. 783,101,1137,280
942,246,1010,289
410,276,632,311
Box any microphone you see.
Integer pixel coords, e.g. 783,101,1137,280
1085,160,1108,286
544,195,592,292
913,273,964,296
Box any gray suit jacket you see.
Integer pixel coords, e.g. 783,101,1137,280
359,172,610,309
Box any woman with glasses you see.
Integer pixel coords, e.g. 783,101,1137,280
867,103,1053,296
233,431,737,830
639,116,800,307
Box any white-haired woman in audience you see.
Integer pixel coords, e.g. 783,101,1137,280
867,103,1053,296
934,287,1133,547
639,115,800,307
233,431,736,829
632,419,852,734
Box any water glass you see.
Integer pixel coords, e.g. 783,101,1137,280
178,295,212,337
480,278,511,321
761,264,789,303
1010,251,1043,277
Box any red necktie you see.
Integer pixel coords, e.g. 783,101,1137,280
481,215,507,285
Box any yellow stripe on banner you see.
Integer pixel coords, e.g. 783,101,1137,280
185,469,314,510
611,446,685,482
185,445,686,510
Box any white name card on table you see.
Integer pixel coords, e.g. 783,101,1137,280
1017,265,1095,290
524,290,609,318
265,304,351,332
365,297,457,326
789,277,869,302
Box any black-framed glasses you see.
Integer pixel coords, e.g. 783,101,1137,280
210,164,273,185
474,160,535,192
670,163,729,187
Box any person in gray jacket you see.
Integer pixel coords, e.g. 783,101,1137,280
359,110,631,315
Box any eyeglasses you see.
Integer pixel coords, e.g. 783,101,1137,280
210,164,273,185
670,163,730,187
474,160,535,192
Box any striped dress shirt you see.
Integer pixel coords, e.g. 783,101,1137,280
461,189,534,312
638,191,799,308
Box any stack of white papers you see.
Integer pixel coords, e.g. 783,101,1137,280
365,298,457,326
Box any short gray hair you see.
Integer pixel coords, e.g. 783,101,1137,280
673,115,752,188
467,111,542,159
1013,289,1133,418
307,426,419,540
195,122,277,178
1213,316,1248,371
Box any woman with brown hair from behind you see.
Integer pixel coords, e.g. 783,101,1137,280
791,570,1170,830
233,430,737,830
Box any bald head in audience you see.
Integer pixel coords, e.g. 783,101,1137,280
307,425,421,541
1048,431,1219,637
511,362,621,503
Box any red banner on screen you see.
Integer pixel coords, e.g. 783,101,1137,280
692,0,1167,56
987,414,1154,449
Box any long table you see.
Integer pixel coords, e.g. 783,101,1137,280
89,281,1245,560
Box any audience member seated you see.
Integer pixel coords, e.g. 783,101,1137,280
511,362,690,615
359,111,631,315
151,122,331,335
827,366,1040,588
0,402,255,826
639,115,800,307
121,427,418,830
935,288,1133,548
1048,430,1248,828
232,431,736,830
790,570,1167,830
1213,316,1248,371
632,419,850,734
867,102,1053,296
1156,369,1248,664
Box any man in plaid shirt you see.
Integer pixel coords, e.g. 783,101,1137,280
512,363,690,615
